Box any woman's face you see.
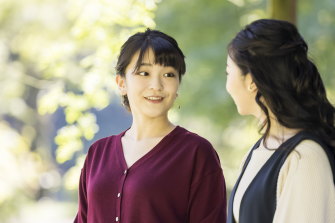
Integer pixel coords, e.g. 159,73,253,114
226,55,259,116
117,48,180,119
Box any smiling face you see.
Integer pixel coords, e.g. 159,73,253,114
117,48,180,120
226,55,259,116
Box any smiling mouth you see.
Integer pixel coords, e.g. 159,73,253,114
144,96,164,103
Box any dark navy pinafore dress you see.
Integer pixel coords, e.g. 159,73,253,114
227,131,335,223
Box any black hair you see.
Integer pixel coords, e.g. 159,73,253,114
228,19,335,147
116,29,186,110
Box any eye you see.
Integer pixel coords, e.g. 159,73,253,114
164,72,176,78
136,71,149,76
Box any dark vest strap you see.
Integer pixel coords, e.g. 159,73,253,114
227,138,262,223
227,131,335,223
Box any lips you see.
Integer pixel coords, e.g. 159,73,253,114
144,96,164,103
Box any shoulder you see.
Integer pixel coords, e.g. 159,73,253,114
177,126,221,168
177,126,215,150
275,139,335,222
86,130,125,159
276,139,335,218
88,135,115,153
91,135,116,148
278,139,333,186
176,126,219,160
287,139,330,165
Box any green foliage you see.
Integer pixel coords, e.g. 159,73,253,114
154,0,268,188
1,0,335,221
299,0,335,102
268,0,297,23
155,0,267,128
35,0,159,164
0,0,159,221
154,0,335,190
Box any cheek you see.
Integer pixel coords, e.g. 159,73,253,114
173,84,179,94
226,78,248,105
225,80,231,94
125,78,142,93
166,80,179,94
225,78,235,96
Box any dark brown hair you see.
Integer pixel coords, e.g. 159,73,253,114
116,29,186,110
228,19,335,147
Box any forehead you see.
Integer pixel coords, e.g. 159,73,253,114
129,48,155,66
227,55,241,71
130,48,180,68
126,48,179,75
227,55,234,67
125,49,149,73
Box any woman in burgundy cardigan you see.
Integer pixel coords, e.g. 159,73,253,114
74,29,227,223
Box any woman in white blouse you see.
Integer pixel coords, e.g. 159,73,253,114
225,19,335,223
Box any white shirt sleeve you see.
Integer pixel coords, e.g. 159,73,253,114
274,140,335,223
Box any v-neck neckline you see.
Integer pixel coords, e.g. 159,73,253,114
233,131,305,222
116,126,181,171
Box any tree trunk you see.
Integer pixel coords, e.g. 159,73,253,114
268,0,297,24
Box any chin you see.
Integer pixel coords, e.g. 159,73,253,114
237,108,247,116
237,109,254,116
146,114,168,119
144,105,172,117
143,110,169,119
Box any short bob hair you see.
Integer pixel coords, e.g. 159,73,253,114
116,29,186,110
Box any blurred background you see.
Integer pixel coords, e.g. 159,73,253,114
0,0,334,222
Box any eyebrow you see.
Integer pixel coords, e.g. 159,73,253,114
138,63,177,73
140,63,153,66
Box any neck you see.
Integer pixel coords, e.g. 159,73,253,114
127,115,175,140
257,108,300,148
264,118,300,148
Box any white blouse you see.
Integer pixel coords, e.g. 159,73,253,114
233,140,335,223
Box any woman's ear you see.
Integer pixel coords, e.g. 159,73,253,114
116,75,127,95
245,73,257,92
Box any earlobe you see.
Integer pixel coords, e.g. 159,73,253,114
248,82,257,92
248,83,258,92
245,73,257,92
116,75,127,95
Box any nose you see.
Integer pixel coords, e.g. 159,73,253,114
149,75,163,91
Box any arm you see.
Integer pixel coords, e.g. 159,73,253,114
74,163,88,223
274,140,335,223
188,170,227,223
186,139,227,223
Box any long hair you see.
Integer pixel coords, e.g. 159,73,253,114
228,19,335,147
116,29,186,110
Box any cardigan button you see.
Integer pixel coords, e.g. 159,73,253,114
116,217,119,221
124,170,127,175
117,193,121,198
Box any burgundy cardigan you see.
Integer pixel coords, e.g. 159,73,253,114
74,126,226,223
